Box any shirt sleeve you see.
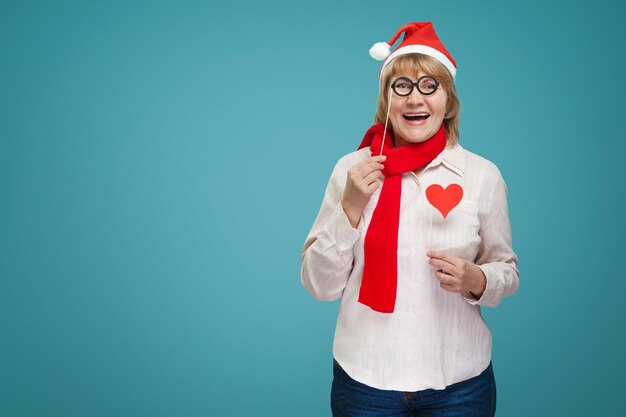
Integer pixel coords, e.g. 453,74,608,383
463,169,520,307
300,159,364,301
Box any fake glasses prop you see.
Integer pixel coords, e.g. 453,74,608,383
391,76,440,97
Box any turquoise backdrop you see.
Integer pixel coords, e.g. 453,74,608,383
2,0,625,416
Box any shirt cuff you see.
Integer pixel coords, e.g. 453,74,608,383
323,203,363,250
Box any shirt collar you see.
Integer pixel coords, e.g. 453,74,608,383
427,143,466,176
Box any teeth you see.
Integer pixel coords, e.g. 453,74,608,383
405,113,429,116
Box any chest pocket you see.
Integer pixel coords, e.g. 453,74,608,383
428,198,481,261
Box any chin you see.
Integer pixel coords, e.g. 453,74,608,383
403,129,436,143
410,134,432,142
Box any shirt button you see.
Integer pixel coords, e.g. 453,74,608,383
410,306,417,314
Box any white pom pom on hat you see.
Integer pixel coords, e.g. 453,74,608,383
369,42,391,61
370,22,457,81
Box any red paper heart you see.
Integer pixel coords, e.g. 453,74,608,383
426,184,463,218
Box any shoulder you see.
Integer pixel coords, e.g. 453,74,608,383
332,147,371,175
454,145,509,209
455,143,503,181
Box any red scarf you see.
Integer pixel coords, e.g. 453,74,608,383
356,123,447,313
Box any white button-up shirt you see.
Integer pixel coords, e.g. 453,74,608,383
301,143,519,391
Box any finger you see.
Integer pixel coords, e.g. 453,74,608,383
429,258,454,276
441,254,465,269
368,155,386,166
440,253,465,269
434,268,452,280
361,155,385,165
434,270,456,285
435,269,460,285
433,270,445,282
426,250,446,261
363,160,385,175
428,258,444,272
440,281,461,292
356,160,384,178
429,252,459,270
366,179,383,193
363,169,384,186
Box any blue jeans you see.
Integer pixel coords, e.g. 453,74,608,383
331,359,496,417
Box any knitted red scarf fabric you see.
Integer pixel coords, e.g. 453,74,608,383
356,123,447,313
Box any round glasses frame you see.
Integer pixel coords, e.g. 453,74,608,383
391,75,440,97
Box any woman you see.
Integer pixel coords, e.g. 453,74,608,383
301,22,519,417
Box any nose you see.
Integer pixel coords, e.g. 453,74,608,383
406,87,425,104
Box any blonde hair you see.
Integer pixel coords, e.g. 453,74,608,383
374,54,461,146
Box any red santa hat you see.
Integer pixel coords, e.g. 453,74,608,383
369,22,457,81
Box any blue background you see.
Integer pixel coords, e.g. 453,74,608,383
1,0,624,416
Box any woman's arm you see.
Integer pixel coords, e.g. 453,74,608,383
300,161,363,301
463,168,520,307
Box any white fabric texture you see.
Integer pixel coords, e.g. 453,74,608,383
301,143,519,391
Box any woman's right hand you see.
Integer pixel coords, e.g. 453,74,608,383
341,153,387,228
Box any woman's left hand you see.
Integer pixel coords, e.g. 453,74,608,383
426,251,486,299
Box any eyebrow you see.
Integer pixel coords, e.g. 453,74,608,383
392,74,438,81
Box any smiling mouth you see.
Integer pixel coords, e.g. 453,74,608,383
403,113,430,121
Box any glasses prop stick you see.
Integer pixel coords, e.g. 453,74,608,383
379,87,393,157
